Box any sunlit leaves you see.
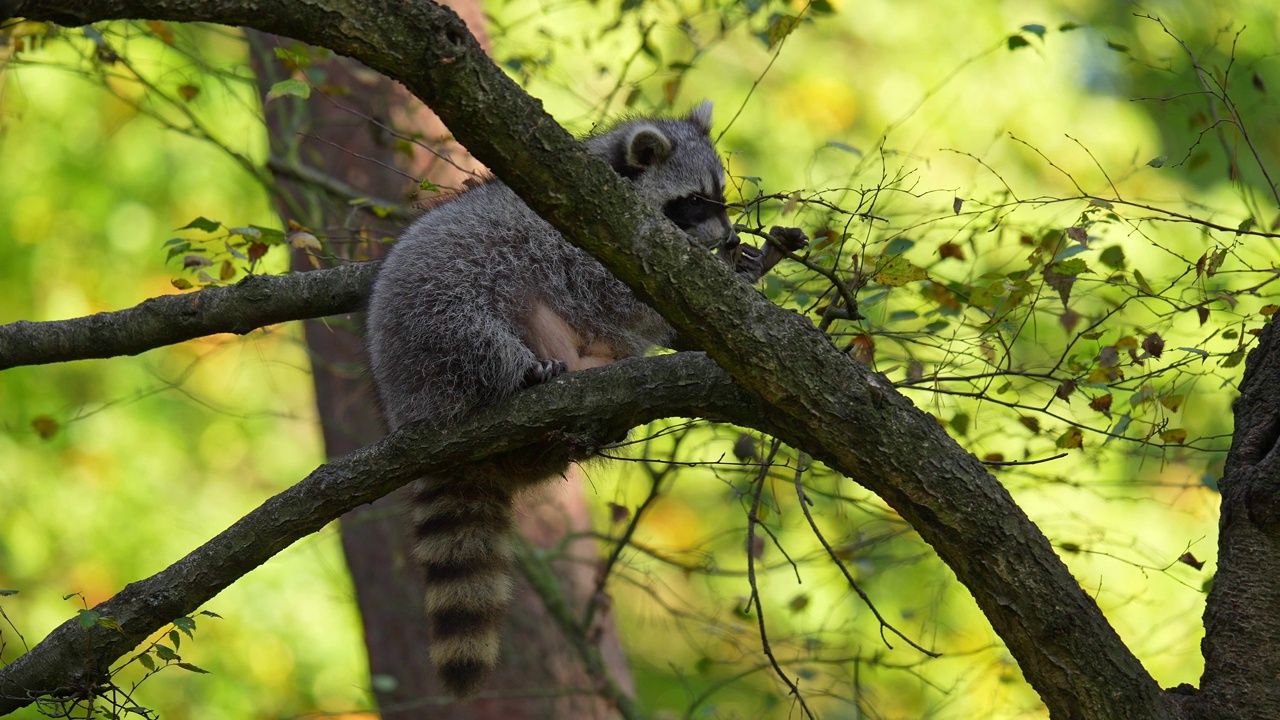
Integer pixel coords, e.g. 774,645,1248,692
173,615,197,638
265,78,311,102
873,254,928,286
154,643,179,662
179,216,221,233
1056,428,1084,449
765,14,803,49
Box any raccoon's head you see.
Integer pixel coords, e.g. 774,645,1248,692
587,101,737,252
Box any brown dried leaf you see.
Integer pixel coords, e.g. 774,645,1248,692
1143,332,1165,359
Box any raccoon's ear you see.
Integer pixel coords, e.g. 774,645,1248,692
624,124,674,170
687,100,713,134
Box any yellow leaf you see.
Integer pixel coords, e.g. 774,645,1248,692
1056,428,1084,449
873,255,928,287
1161,428,1187,444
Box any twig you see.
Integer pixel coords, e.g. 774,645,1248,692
792,455,941,657
744,438,816,719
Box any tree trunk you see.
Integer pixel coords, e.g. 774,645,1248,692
246,12,633,715
1194,318,1280,718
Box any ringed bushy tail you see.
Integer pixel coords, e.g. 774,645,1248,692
408,467,517,699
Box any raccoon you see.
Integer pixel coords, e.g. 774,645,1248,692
365,101,779,699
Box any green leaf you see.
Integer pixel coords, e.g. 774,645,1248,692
885,237,915,255
266,78,311,102
0,589,17,596
825,141,861,155
154,643,179,662
97,616,124,632
1006,34,1030,51
1098,246,1126,271
173,615,196,638
248,225,286,244
1059,22,1081,32
419,179,440,192
1106,40,1129,53
170,629,181,649
77,609,100,629
198,610,223,619
227,226,262,240
179,216,221,233
873,255,928,286
1053,258,1090,276
165,242,192,261
1020,24,1046,39
138,652,156,672
176,662,211,674
766,14,803,49
1146,155,1167,168
1133,269,1155,295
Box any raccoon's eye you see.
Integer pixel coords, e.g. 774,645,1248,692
663,194,719,230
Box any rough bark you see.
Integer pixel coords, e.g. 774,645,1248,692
0,353,756,716
0,263,374,370
1196,319,1280,717
0,1,1224,718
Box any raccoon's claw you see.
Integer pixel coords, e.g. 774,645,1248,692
731,243,767,281
768,225,809,252
522,359,567,387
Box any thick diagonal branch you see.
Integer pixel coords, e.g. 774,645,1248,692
0,263,375,370
0,353,763,715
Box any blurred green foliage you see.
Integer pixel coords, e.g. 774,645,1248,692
2,0,1278,718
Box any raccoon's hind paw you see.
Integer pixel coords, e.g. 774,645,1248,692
521,358,567,388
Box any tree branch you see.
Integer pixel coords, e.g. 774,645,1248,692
0,263,375,370
0,352,765,715
4,1,1177,716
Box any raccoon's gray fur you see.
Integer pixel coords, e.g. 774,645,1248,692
365,101,760,699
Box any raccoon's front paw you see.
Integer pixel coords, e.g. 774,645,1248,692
522,359,567,388
730,243,767,280
768,225,809,252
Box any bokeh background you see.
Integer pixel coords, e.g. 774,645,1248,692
2,0,1278,717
